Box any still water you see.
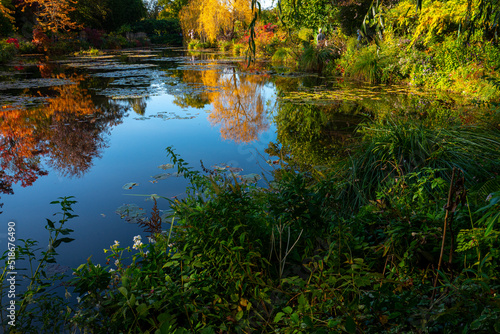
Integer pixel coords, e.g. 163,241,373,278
0,48,278,268
0,47,470,270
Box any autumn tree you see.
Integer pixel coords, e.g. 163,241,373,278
0,0,15,36
179,0,201,39
20,0,80,34
180,0,253,42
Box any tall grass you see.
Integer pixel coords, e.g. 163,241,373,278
347,45,384,83
299,45,335,73
334,119,500,211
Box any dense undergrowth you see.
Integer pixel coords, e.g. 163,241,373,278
3,100,499,333
69,110,500,333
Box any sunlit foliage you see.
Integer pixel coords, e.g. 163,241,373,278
180,0,253,42
20,0,81,34
208,70,269,142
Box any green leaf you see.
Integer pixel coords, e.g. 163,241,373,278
59,237,75,244
137,303,149,317
129,294,136,306
235,310,244,321
118,286,128,297
470,319,481,330
283,306,293,314
485,211,500,236
46,219,55,229
274,312,285,323
345,317,356,334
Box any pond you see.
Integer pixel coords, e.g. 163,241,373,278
0,47,477,270
0,48,280,269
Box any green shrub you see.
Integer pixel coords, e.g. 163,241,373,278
18,40,38,54
0,39,16,63
271,47,295,65
219,40,231,52
131,19,182,46
232,42,247,56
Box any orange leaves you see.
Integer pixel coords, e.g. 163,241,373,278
19,0,80,34
208,71,269,143
0,73,106,191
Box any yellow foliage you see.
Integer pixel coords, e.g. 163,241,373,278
181,0,253,42
0,3,14,24
20,0,80,34
208,71,269,143
179,0,201,37
178,62,269,142
388,0,475,45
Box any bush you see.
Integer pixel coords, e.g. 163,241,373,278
219,40,231,52
68,142,500,333
18,40,38,54
131,19,182,46
232,42,247,56
0,39,17,63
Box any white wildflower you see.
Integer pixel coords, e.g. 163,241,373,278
133,235,143,250
111,240,120,249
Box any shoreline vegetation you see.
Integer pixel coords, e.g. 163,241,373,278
1,1,499,101
1,0,500,332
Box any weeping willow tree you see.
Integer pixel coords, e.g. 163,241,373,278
366,0,500,44
180,0,253,42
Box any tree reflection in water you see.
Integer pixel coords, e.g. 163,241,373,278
0,74,127,208
209,69,270,143
170,63,271,143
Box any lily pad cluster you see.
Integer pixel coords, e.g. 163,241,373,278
133,111,199,121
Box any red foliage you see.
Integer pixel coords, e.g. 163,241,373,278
6,38,19,48
32,27,51,52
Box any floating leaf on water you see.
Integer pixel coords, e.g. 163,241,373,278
152,173,171,180
115,204,146,223
158,163,174,170
238,173,261,182
227,167,243,173
151,172,182,180
122,182,139,190
145,194,161,201
100,214,106,218
212,164,226,171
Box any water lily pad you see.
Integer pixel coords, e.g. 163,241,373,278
151,172,182,180
238,173,262,182
115,204,146,223
227,167,243,173
151,173,171,180
122,182,139,190
158,163,174,170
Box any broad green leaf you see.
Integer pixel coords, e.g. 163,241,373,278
118,286,128,297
